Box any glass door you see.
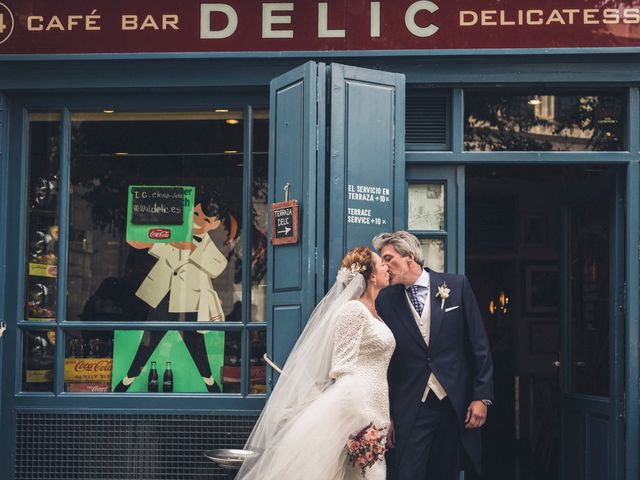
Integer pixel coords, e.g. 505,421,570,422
559,167,625,480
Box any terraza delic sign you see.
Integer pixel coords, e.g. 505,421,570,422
271,200,299,246
2,1,640,54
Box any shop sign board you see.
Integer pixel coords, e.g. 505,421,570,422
271,200,299,245
1,1,640,55
126,185,195,243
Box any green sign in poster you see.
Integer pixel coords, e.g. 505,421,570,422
112,330,225,392
126,185,195,243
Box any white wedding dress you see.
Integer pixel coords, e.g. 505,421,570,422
236,295,395,480
330,300,396,479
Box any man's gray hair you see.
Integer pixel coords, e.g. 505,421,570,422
372,231,424,267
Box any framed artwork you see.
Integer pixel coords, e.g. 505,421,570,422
520,213,546,248
529,321,559,354
522,262,559,315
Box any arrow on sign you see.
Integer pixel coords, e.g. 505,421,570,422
278,226,292,235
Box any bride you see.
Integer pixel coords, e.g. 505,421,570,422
236,246,395,480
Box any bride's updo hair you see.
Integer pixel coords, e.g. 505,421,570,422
340,246,374,281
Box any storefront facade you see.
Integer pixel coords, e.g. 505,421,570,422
1,1,639,479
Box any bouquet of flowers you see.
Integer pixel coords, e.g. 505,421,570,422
346,422,388,478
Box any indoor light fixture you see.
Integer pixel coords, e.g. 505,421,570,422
215,109,229,113
226,119,240,125
103,109,115,114
527,96,542,106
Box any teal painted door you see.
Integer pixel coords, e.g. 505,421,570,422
267,63,405,388
559,168,625,480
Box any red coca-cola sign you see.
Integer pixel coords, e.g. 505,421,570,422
148,228,171,240
0,0,640,55
73,359,113,373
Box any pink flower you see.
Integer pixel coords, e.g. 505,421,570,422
346,422,388,476
363,428,379,443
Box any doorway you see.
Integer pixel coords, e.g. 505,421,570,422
465,165,625,480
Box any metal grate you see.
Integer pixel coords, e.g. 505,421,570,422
406,92,450,150
16,413,258,480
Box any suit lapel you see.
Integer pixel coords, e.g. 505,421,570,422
428,270,445,348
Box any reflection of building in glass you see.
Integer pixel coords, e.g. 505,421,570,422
465,93,624,151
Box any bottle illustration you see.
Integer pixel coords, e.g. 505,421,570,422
163,361,173,393
148,361,159,392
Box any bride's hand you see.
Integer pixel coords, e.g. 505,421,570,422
387,421,396,448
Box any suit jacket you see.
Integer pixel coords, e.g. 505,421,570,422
376,269,494,473
135,236,227,321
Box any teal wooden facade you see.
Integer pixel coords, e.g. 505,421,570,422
0,49,639,479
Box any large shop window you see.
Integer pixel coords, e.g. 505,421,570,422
22,110,268,396
464,91,626,151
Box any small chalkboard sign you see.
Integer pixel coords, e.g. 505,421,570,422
131,187,184,225
126,185,195,243
271,200,299,245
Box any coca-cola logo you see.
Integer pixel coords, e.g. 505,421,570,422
148,228,171,240
72,360,113,373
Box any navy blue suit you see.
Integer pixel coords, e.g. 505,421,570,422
377,269,494,477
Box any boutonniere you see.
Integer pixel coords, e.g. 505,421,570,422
436,282,450,310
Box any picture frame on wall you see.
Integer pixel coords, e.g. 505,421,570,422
520,213,546,248
522,261,560,315
529,320,559,354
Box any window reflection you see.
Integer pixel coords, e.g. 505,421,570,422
22,329,56,392
61,328,266,394
249,329,267,394
26,114,60,321
420,238,445,272
465,92,625,151
251,113,269,322
408,183,445,231
68,111,251,323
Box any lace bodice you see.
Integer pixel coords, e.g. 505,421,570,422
330,300,396,425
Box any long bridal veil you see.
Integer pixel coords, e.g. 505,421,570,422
236,269,369,480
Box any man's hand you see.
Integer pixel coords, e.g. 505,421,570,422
465,400,487,429
387,421,396,448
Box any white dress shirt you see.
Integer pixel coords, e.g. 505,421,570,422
405,270,447,402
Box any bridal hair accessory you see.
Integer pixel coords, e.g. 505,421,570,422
346,422,388,478
340,262,367,274
436,282,451,310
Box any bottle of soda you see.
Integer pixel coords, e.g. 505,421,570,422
148,361,159,392
163,361,174,393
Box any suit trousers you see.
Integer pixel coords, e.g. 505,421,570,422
396,391,460,480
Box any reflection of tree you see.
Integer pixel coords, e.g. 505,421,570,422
71,125,128,234
465,94,623,151
465,94,553,151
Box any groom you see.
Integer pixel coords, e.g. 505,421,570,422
373,231,494,479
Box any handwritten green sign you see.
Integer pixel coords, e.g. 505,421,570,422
126,185,195,243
